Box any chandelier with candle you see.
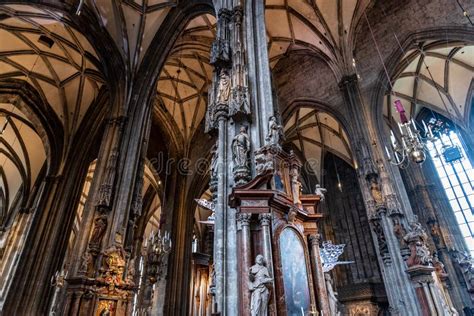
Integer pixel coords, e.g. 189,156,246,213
385,100,436,168
146,229,172,284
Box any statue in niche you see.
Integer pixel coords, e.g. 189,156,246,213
210,143,218,179
79,250,92,275
291,169,302,205
249,254,273,316
369,177,384,206
265,116,283,146
325,273,341,316
393,218,407,247
232,126,250,169
315,184,327,202
90,214,107,246
216,69,231,104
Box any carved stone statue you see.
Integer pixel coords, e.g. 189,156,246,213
216,69,231,104
315,184,327,201
265,116,283,146
325,273,341,316
392,218,407,247
369,178,384,206
90,214,107,246
79,250,91,274
210,143,218,179
403,222,432,267
249,255,273,316
290,169,302,205
232,126,250,168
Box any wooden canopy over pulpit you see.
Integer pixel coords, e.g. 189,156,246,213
229,145,330,316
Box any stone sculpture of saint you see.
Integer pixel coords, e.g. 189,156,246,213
369,178,384,206
265,116,283,145
291,169,302,205
325,273,341,316
232,127,250,169
249,255,273,316
216,70,231,104
90,214,107,245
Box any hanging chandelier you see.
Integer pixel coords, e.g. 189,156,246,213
385,100,436,168
146,229,172,283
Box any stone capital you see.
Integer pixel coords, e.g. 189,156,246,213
236,213,252,226
308,234,321,247
258,213,272,226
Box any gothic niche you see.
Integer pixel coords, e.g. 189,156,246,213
279,228,311,314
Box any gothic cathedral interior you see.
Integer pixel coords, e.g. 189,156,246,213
1,1,474,315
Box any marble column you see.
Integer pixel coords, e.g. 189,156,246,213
237,213,252,316
258,213,276,314
308,234,330,316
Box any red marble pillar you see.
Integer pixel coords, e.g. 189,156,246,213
237,213,252,316
308,234,330,316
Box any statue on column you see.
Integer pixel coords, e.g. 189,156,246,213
232,126,251,185
249,255,273,316
265,116,283,146
90,214,107,246
369,177,384,207
290,169,302,206
232,126,250,168
325,273,341,316
403,222,432,267
216,69,231,104
315,184,327,201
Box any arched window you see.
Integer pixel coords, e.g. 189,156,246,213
427,128,474,255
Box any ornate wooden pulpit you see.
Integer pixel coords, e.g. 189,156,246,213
229,145,330,315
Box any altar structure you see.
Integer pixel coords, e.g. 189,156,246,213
229,145,329,315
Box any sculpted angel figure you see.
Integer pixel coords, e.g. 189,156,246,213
232,126,250,169
249,255,273,316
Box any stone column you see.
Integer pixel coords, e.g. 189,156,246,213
237,213,252,316
258,213,276,314
339,75,423,314
258,213,274,277
308,234,330,316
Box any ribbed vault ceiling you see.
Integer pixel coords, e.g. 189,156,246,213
265,0,371,73
156,14,215,144
284,107,352,181
88,0,175,69
0,102,46,227
0,4,105,143
384,43,474,126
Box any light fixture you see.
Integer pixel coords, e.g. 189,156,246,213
385,100,436,168
320,240,354,272
146,229,172,284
